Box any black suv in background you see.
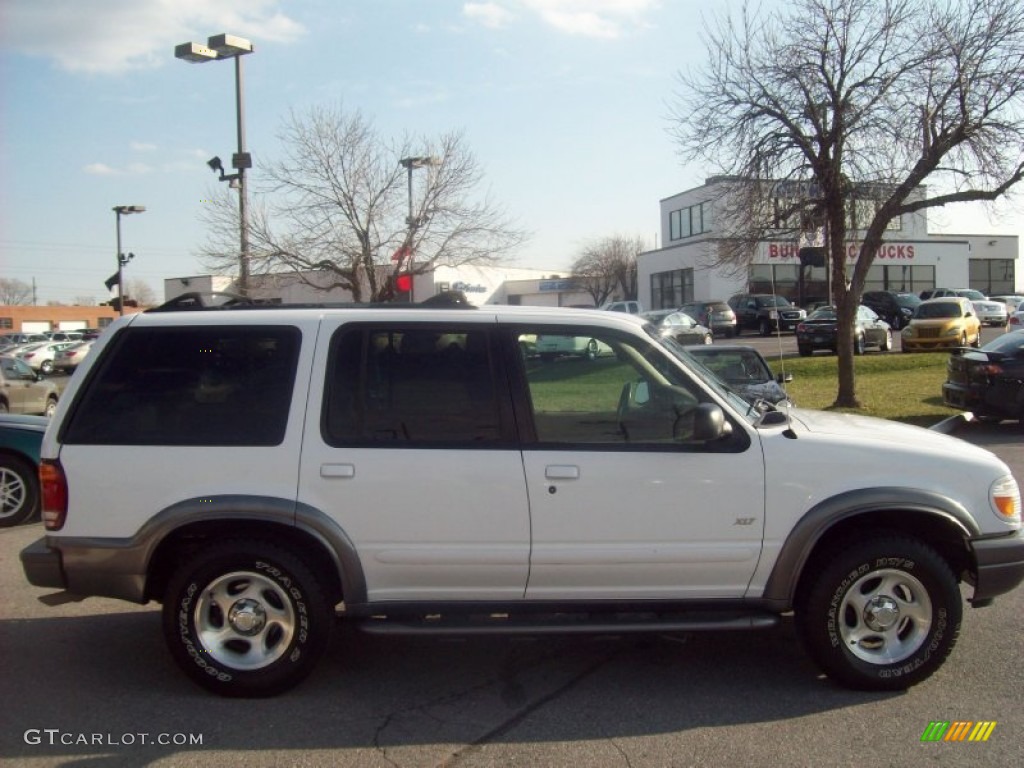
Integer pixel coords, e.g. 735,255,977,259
727,294,806,336
861,290,922,330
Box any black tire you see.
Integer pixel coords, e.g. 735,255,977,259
854,333,865,355
0,455,40,528
880,330,892,352
40,360,53,375
759,318,771,337
798,345,812,357
162,539,333,697
584,338,599,360
0,400,8,414
797,535,961,691
44,397,58,419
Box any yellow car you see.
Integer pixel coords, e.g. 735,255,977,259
901,297,981,352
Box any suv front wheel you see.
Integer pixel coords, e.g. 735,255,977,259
797,535,961,691
162,539,333,697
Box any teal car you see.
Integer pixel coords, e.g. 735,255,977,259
0,415,47,527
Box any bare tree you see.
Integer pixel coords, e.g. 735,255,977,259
670,0,1024,407
124,279,157,307
200,105,528,303
572,235,644,306
0,278,33,305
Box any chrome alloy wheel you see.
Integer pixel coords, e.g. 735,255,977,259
838,568,932,664
0,466,28,520
194,570,296,670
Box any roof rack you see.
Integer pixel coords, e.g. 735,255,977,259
147,290,477,312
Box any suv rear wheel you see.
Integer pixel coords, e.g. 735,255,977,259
797,535,961,690
162,539,333,697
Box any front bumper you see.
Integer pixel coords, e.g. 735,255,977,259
970,530,1024,602
902,337,963,351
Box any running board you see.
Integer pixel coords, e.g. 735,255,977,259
355,611,779,636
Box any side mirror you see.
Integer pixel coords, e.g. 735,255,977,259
679,403,731,442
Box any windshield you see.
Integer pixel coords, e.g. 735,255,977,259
956,289,986,301
654,334,771,421
807,307,837,320
895,293,922,309
757,295,793,308
982,330,1024,354
915,302,961,319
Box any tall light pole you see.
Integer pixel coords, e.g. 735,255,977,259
398,156,437,303
175,34,253,297
113,205,145,316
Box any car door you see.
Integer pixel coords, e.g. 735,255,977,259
297,319,531,603
506,323,766,600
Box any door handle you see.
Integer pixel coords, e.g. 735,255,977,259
320,463,355,479
544,465,580,480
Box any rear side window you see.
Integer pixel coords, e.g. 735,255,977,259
323,325,506,445
62,326,300,446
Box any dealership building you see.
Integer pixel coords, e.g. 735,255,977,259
637,176,1021,311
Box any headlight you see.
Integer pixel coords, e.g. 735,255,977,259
991,475,1021,525
902,326,914,337
943,326,961,337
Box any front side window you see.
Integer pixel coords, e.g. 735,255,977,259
324,325,505,445
63,326,300,446
516,327,722,447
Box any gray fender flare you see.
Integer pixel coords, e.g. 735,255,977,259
760,487,978,609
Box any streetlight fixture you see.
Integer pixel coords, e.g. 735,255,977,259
397,156,438,302
175,33,254,296
112,205,145,316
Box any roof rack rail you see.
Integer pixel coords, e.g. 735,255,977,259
147,290,477,312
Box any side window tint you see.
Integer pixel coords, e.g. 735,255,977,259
324,326,502,444
63,326,300,446
519,330,701,445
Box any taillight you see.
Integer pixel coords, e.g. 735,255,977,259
40,459,68,531
796,323,807,333
975,363,1004,377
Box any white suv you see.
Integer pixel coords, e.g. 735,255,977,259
21,301,1024,697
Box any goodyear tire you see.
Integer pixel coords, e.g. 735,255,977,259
796,535,961,691
162,539,332,697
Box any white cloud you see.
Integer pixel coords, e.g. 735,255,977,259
1,0,305,74
131,141,158,152
83,163,119,176
463,3,515,29
522,0,659,38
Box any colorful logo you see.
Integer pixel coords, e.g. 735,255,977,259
921,721,997,742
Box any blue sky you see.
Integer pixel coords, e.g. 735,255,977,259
2,0,1021,305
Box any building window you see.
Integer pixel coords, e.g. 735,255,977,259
0,317,12,330
969,259,1015,295
863,265,935,294
668,202,711,241
650,269,693,309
